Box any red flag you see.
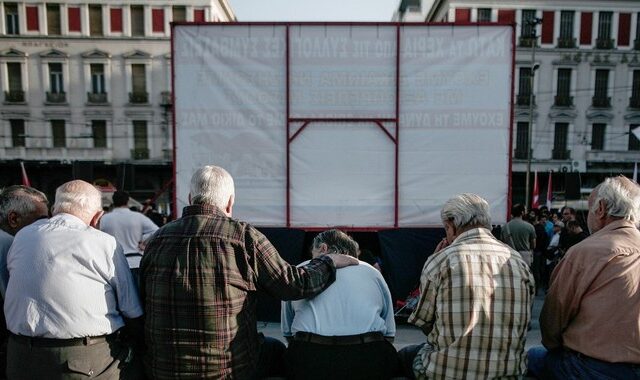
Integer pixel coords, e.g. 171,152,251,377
546,172,553,210
20,161,31,187
531,171,539,209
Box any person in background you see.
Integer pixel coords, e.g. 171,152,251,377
564,220,588,251
501,203,536,266
282,229,397,380
529,176,640,379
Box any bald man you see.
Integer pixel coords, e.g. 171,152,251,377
4,180,143,379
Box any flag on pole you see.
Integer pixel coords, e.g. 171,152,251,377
546,172,553,210
634,162,638,183
20,161,31,187
532,171,540,209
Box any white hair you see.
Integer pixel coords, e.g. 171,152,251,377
591,176,640,226
190,165,235,209
440,193,492,230
52,180,102,220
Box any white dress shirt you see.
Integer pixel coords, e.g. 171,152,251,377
282,260,396,337
0,229,13,297
4,213,143,338
100,207,159,268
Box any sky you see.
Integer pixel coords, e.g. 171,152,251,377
228,0,401,22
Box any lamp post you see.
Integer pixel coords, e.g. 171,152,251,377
524,17,542,210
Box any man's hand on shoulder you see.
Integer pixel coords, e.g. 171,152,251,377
325,253,359,268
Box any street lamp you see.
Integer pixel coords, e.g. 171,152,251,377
524,17,543,210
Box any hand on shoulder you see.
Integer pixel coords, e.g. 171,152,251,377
325,253,359,269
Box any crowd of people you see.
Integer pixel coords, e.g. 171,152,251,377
0,165,638,379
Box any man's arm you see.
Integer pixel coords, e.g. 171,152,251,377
281,300,295,342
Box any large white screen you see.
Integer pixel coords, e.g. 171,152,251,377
173,24,513,227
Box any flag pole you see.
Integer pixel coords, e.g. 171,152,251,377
20,161,31,187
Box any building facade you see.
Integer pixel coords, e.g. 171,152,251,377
0,0,235,210
395,0,640,205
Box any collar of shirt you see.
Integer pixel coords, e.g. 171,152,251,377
182,204,227,218
590,219,637,238
50,213,89,229
451,227,493,245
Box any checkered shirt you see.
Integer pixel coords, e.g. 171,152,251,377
408,227,535,380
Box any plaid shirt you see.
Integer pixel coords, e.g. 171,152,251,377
140,205,336,379
408,228,534,380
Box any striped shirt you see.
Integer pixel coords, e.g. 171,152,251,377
140,204,337,379
408,227,534,380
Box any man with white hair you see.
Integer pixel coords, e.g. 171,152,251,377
140,165,358,379
4,180,143,379
398,193,534,379
528,176,640,379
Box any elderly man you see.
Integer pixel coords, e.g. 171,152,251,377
281,229,397,380
4,180,143,379
399,193,535,379
0,185,49,294
528,176,640,379
140,165,358,379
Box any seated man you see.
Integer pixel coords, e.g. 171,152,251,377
528,176,640,379
282,229,397,380
399,193,534,379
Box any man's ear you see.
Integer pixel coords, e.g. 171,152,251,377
6,211,19,229
596,199,607,220
89,210,104,228
225,194,234,216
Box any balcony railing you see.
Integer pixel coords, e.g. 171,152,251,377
595,38,615,50
87,92,108,104
4,90,25,103
519,37,538,48
516,94,535,106
552,149,571,160
514,148,531,160
160,91,172,106
557,37,577,49
630,97,640,109
131,148,150,160
554,95,574,107
46,92,67,103
129,91,148,104
592,96,611,108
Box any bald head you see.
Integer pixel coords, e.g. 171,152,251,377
52,180,103,225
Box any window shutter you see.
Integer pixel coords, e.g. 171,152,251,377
68,7,81,32
618,13,631,46
580,12,593,45
110,8,122,32
26,6,39,31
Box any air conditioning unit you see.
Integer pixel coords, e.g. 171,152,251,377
571,160,586,172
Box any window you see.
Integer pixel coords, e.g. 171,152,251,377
5,3,19,35
68,7,81,32
629,125,640,151
636,12,640,47
132,120,149,159
591,123,606,150
90,64,105,94
521,9,537,38
26,6,38,31
597,11,612,41
7,62,22,92
10,119,25,147
46,4,61,35
559,11,574,39
92,120,107,148
477,8,491,22
553,123,569,159
110,8,123,33
131,5,144,36
593,69,610,107
517,67,533,105
130,64,147,103
51,120,66,147
515,122,529,159
89,5,103,36
193,9,205,22
152,9,164,33
49,63,63,93
173,6,186,22
632,70,640,108
555,68,572,106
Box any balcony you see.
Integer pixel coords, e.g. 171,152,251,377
4,90,25,103
630,97,640,109
46,92,67,104
87,92,108,104
160,91,172,107
557,37,577,49
554,95,574,107
519,37,538,48
592,96,611,108
552,149,571,160
131,148,149,160
595,38,615,50
516,94,535,106
129,91,148,104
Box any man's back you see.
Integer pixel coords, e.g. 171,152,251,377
502,218,535,251
410,228,534,379
100,208,158,255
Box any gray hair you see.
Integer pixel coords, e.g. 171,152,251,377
312,229,359,258
591,176,640,225
440,193,492,230
0,185,48,230
52,180,102,220
190,165,235,209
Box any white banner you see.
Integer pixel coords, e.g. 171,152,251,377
173,24,513,227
